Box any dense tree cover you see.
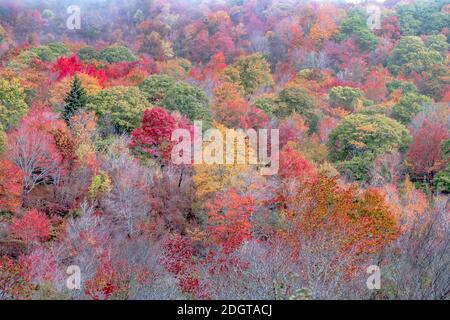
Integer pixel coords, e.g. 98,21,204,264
62,75,88,123
329,86,364,112
98,46,138,64
391,92,433,124
87,86,152,133
222,53,273,96
275,84,316,120
161,82,211,122
0,0,448,300
328,114,411,181
387,36,444,76
335,9,378,51
0,79,28,129
139,75,177,104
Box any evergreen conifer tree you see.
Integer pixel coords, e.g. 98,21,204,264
62,74,88,123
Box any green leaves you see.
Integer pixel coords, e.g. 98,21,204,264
335,10,378,51
0,78,28,129
329,86,363,112
222,53,273,96
62,75,88,123
387,36,443,76
0,127,5,155
87,86,151,133
328,114,411,181
391,92,432,124
395,2,450,36
162,82,211,122
275,85,316,120
139,74,177,104
98,45,137,63
88,171,112,199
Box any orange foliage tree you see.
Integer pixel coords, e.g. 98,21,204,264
0,159,23,212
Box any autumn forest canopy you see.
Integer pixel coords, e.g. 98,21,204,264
0,0,449,300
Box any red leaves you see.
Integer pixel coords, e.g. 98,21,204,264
406,119,449,180
0,160,23,213
7,107,67,192
10,209,50,244
279,146,317,184
84,255,120,300
212,82,269,129
130,107,192,163
52,55,106,86
162,235,200,295
206,189,254,252
363,69,389,103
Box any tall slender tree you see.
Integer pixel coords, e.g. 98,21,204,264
62,74,88,123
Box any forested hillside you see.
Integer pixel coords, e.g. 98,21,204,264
0,0,448,300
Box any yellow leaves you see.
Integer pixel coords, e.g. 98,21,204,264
49,73,101,107
349,140,367,149
329,107,351,119
157,58,192,79
186,226,205,242
193,123,259,200
88,171,112,199
356,124,376,133
208,10,231,25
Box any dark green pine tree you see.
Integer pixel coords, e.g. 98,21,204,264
62,74,88,123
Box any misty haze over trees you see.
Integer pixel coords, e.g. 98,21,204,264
0,0,449,300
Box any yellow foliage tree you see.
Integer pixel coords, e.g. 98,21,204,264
49,73,101,107
193,123,259,200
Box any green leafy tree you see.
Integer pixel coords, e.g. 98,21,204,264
77,46,99,61
328,114,411,181
62,75,88,123
387,36,443,76
139,75,177,104
439,139,450,160
7,43,70,70
275,85,316,119
254,95,277,116
222,53,273,95
335,10,378,50
387,80,417,97
329,86,363,112
162,82,211,122
391,92,432,124
433,166,450,194
98,45,137,63
0,78,28,129
395,2,449,36
426,34,449,56
87,86,151,133
88,171,112,199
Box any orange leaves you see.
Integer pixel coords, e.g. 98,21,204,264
212,82,268,129
283,175,398,259
206,189,254,252
0,160,23,213
309,5,338,45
